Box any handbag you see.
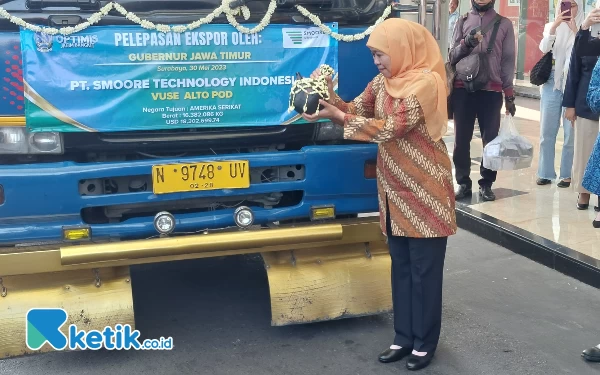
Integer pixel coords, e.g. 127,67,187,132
455,15,503,93
529,42,554,86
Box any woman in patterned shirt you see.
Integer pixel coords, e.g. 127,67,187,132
302,18,457,371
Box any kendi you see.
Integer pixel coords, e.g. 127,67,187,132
289,64,335,115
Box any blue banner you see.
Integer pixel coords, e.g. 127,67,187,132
20,23,338,132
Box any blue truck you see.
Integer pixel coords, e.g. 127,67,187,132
0,0,446,358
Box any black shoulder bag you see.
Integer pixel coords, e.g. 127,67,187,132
529,41,554,86
455,15,503,93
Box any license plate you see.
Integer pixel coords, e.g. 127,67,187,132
152,161,250,195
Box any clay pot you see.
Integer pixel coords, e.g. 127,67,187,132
292,88,324,115
290,72,325,115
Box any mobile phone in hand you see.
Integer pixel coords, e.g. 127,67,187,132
560,1,572,20
591,1,600,38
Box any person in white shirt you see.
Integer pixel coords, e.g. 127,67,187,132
536,0,583,188
448,0,460,50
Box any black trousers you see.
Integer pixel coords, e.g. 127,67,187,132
386,203,447,353
451,88,503,188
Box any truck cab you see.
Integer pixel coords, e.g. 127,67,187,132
0,0,448,358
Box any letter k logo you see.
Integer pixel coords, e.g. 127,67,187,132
26,308,68,351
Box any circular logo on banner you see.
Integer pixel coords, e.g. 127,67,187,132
34,32,53,53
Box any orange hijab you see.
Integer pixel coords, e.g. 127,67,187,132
366,18,448,142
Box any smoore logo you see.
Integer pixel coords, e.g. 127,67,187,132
282,27,330,49
34,32,53,53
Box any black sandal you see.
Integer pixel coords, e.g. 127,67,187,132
557,179,571,188
578,194,590,210
537,178,551,186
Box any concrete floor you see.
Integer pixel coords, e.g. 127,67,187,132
1,229,599,375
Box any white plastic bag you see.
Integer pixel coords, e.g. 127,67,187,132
483,114,534,171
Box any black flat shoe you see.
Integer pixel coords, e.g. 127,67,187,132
577,194,590,210
378,347,413,363
479,186,496,201
537,178,551,186
557,179,571,188
594,220,600,229
582,346,600,362
406,352,435,371
455,184,472,200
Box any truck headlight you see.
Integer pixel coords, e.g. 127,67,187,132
154,211,176,235
233,206,255,228
0,127,28,154
0,127,63,154
30,132,62,153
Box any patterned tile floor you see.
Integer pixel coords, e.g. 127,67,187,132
445,96,600,265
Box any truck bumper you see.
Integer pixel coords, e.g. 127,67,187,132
0,217,383,276
0,144,378,246
0,218,391,358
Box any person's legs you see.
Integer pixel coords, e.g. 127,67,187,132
452,88,477,195
474,90,503,189
408,237,448,353
378,198,415,364
572,118,599,206
388,234,413,348
558,106,574,183
404,236,447,371
537,72,563,181
384,199,413,349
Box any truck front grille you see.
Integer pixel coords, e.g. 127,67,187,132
80,190,304,224
78,165,305,196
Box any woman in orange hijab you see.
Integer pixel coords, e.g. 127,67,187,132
303,18,457,371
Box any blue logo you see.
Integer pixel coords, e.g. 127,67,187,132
26,308,68,350
33,32,53,53
26,308,173,351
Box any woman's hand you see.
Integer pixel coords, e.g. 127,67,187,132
550,9,570,34
309,68,335,102
568,18,578,34
301,100,346,125
582,8,600,30
565,107,577,123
